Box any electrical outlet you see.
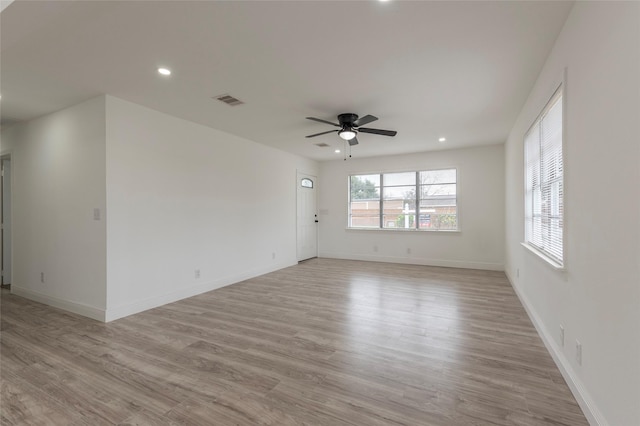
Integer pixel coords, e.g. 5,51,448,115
373,245,378,252
560,325,565,347
576,340,582,366
40,272,44,283
195,269,201,279
93,208,101,221
406,248,411,254
272,252,276,260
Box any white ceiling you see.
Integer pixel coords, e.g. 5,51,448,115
0,0,573,161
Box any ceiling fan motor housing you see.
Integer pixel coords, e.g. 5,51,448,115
338,113,359,127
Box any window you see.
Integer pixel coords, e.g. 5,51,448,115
349,169,457,231
524,86,564,266
301,178,313,188
349,174,380,228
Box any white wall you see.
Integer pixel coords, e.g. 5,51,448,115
0,97,107,320
318,144,505,270
105,96,317,321
504,2,640,425
0,94,318,322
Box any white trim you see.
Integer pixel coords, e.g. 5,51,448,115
521,242,565,271
346,227,461,234
505,270,607,426
560,67,569,271
524,69,566,134
11,286,106,322
319,252,503,271
105,260,295,322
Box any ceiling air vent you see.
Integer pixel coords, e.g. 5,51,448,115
214,94,244,106
314,143,330,147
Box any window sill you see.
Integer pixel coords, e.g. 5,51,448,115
346,227,461,234
521,242,565,271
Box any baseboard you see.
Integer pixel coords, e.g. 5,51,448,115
504,270,606,426
11,286,106,322
105,260,296,322
319,252,504,271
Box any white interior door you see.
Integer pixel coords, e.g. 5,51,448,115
297,172,317,261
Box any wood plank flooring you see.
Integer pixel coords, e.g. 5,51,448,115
0,259,587,425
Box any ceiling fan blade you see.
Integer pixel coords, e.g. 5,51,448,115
348,136,359,146
358,128,397,137
306,117,341,127
354,115,378,127
306,129,339,138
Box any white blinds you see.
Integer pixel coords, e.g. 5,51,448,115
524,87,564,265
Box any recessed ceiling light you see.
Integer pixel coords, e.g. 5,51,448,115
439,137,446,142
157,67,171,76
335,149,341,153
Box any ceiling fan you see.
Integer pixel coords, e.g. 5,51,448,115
305,113,397,146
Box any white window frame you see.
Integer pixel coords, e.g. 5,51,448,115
347,168,459,232
523,84,565,268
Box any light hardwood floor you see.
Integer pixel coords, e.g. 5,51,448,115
1,259,587,425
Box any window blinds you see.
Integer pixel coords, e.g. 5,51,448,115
524,88,564,265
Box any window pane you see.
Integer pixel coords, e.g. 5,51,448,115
419,169,457,230
384,185,416,200
350,194,380,228
301,178,313,188
420,198,456,209
426,214,458,230
419,199,457,229
383,172,415,186
350,215,380,228
420,169,456,184
383,198,415,229
384,214,415,229
420,183,456,199
350,175,380,200
350,200,380,216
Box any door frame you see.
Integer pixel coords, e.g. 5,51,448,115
296,170,318,261
1,153,12,287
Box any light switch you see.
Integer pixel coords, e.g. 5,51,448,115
93,208,101,220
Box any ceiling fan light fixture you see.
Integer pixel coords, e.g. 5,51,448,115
339,129,356,141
